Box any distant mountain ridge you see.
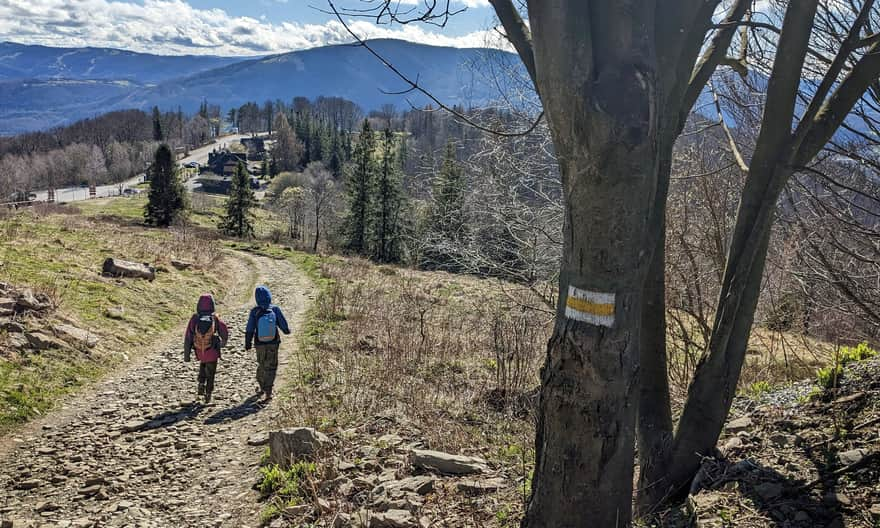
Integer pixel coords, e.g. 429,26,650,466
0,40,523,136
0,42,245,83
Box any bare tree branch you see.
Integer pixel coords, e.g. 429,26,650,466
326,0,544,137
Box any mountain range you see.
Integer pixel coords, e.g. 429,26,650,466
0,40,522,136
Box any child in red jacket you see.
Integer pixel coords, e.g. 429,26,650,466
184,294,229,403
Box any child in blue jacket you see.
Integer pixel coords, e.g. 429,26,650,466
245,285,290,401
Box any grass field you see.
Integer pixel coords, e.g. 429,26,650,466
0,205,244,428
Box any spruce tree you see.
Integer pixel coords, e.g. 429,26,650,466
151,106,164,142
374,128,405,262
220,162,256,238
144,144,187,227
431,141,466,238
345,120,376,254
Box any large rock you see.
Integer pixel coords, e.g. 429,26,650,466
410,449,487,475
25,331,68,350
382,476,435,496
724,416,753,434
837,448,867,466
102,258,156,281
269,428,330,465
16,288,50,311
369,509,419,528
53,324,98,348
170,259,193,270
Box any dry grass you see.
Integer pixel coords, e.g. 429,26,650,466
276,255,550,524
274,252,841,525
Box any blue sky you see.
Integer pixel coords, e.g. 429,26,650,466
0,0,501,55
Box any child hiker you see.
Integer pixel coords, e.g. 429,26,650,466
245,285,290,402
184,294,229,404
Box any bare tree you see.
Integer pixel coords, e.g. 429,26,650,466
302,162,337,252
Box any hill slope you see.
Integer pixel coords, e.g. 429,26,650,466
0,42,244,83
0,39,524,135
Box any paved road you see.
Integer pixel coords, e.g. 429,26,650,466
0,253,311,528
30,134,255,203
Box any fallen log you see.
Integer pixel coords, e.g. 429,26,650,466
102,258,156,281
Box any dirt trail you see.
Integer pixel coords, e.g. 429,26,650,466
0,253,311,528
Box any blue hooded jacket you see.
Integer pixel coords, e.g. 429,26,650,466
246,285,290,349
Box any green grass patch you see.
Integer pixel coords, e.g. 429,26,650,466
0,209,236,429
258,461,316,525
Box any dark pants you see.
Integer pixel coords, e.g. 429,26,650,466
255,344,279,394
198,361,217,395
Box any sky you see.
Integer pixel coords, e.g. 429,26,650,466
0,0,501,56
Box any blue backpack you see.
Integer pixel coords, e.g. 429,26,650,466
256,308,277,343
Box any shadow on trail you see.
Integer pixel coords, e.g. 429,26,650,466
204,395,263,425
137,402,205,431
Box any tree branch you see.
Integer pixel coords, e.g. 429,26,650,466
791,0,876,156
795,39,880,166
680,0,751,131
710,81,749,172
325,0,544,138
488,0,538,91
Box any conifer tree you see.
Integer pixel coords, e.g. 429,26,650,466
151,106,164,142
220,162,256,238
345,120,376,254
431,141,466,238
144,144,187,227
374,128,405,262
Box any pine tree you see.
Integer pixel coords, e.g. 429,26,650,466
345,120,376,254
220,162,256,238
151,106,164,142
431,141,466,238
144,144,187,226
374,128,405,262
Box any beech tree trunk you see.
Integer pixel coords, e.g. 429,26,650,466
521,4,660,525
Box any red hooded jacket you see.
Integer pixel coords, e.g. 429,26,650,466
184,294,229,363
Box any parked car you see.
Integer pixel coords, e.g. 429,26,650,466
123,188,140,195
185,161,200,168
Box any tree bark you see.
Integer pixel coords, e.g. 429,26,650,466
522,4,660,525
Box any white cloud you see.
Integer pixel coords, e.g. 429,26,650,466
0,0,502,56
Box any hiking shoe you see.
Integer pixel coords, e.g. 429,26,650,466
198,383,205,396
204,392,212,404
263,390,273,403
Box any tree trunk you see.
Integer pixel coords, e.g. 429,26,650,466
521,4,661,525
664,170,778,495
635,228,673,512
313,205,320,253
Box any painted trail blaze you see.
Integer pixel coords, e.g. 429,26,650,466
565,285,615,327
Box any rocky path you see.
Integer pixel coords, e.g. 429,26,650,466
0,253,311,528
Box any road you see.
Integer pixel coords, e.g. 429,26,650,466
30,134,254,203
0,254,312,527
